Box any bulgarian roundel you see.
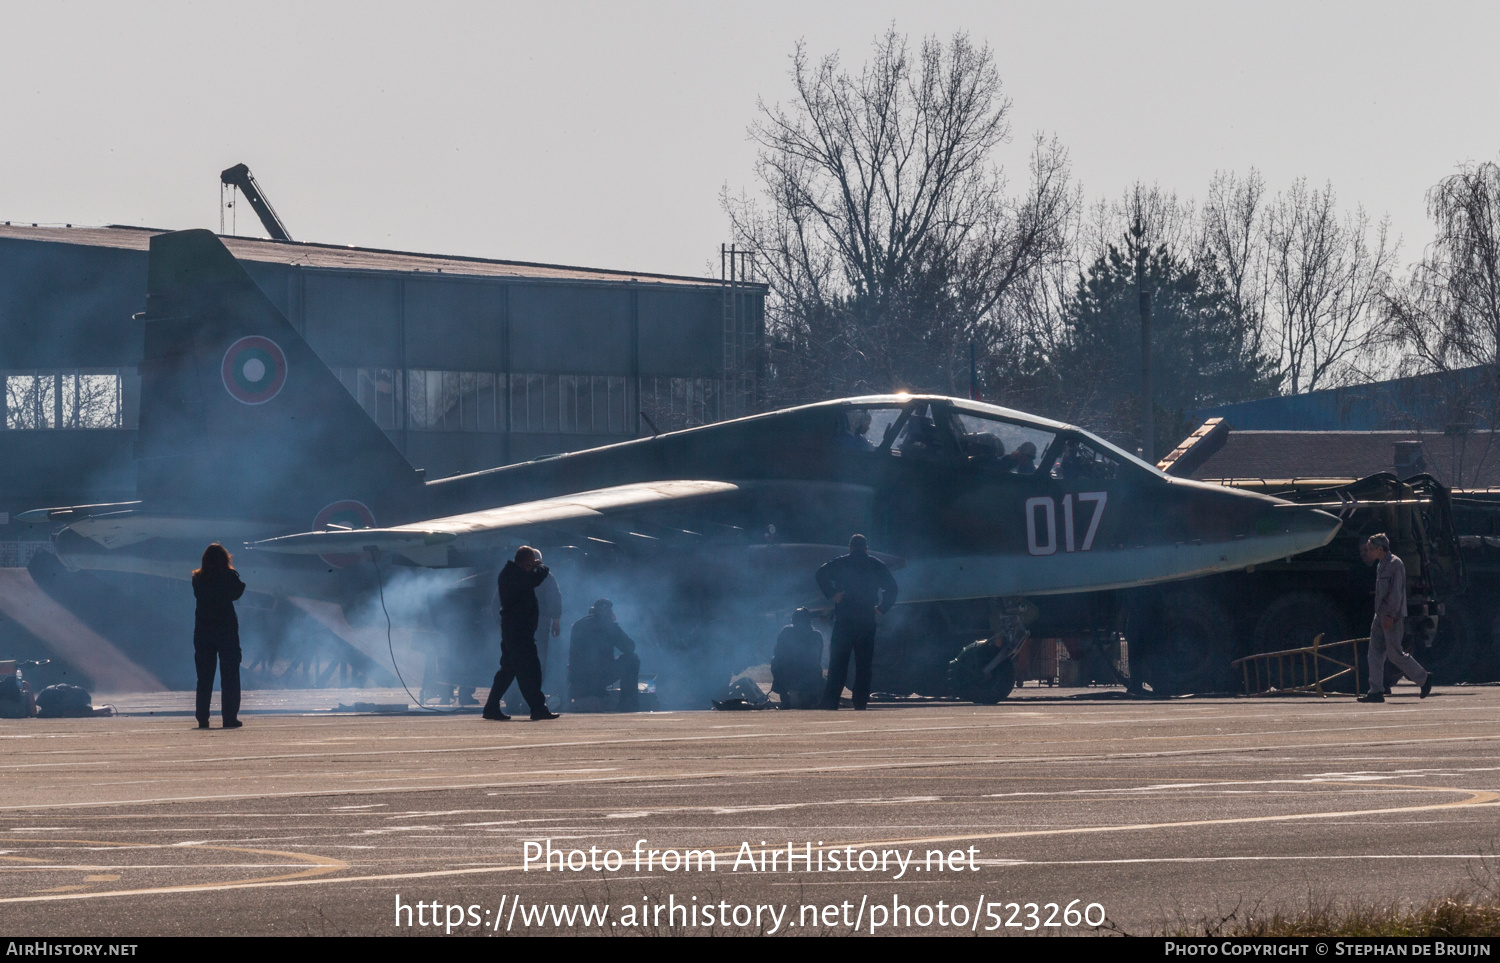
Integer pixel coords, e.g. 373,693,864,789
221,336,288,405
313,500,377,569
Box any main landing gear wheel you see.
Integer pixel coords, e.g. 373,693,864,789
947,641,1017,704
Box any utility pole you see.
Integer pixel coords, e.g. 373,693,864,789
1134,213,1154,464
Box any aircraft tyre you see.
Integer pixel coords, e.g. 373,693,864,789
946,641,1016,704
1131,590,1235,696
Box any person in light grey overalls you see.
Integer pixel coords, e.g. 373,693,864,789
1358,533,1431,704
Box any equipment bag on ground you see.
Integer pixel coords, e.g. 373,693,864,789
34,684,93,718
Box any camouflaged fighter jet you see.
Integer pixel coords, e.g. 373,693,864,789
30,231,1342,696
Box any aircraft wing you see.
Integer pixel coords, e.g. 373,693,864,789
247,480,742,562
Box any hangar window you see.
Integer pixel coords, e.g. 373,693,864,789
2,370,124,429
406,370,503,432
638,377,722,432
336,368,405,430
512,374,632,434
334,368,652,436
337,368,524,433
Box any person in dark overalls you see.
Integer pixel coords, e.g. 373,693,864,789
567,599,641,712
192,543,246,729
482,546,560,721
771,607,825,709
816,534,898,710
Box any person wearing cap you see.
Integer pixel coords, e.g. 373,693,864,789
568,599,641,712
999,440,1038,474
816,534,898,710
772,607,825,709
482,546,560,721
1358,533,1431,704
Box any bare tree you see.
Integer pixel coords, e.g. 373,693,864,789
1263,180,1395,393
725,29,1076,404
1082,184,1195,268
1382,160,1500,483
1199,169,1270,339
1387,160,1500,374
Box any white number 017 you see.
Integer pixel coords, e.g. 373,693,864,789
1026,492,1106,556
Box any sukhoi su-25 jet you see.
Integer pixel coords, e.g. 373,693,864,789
31,231,1341,698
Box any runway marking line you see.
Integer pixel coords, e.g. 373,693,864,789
861,783,1500,850
983,854,1500,866
0,782,1491,904
0,837,347,899
9,728,1500,813
4,713,1485,773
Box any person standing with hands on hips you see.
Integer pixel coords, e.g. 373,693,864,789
816,534,898,711
1358,532,1431,704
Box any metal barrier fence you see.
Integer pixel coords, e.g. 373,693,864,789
1231,634,1366,697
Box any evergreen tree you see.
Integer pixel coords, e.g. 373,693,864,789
1053,239,1277,453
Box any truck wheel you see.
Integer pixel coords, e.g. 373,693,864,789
1423,598,1476,685
1251,592,1352,691
1252,592,1350,654
1132,590,1235,696
1456,601,1500,684
1486,608,1500,683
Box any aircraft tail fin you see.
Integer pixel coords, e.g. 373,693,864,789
135,230,424,527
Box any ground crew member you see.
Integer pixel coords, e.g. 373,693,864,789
772,607,825,709
1358,533,1431,704
567,599,640,712
192,542,246,730
816,534,898,710
482,546,560,721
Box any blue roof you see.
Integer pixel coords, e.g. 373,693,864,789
1190,366,1496,431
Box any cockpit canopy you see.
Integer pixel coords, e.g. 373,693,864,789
826,396,1162,483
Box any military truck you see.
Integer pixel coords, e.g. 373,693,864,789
1448,488,1500,681
877,468,1472,700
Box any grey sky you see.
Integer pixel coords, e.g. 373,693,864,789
2,1,1496,278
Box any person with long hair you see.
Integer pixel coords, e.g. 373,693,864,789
192,543,246,728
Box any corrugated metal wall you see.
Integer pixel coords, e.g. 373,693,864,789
0,235,760,522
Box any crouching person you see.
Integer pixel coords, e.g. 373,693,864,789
568,599,641,712
772,607,825,709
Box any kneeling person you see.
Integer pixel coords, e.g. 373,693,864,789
772,608,824,709
568,599,641,712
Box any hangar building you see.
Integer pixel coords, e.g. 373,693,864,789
0,224,765,558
